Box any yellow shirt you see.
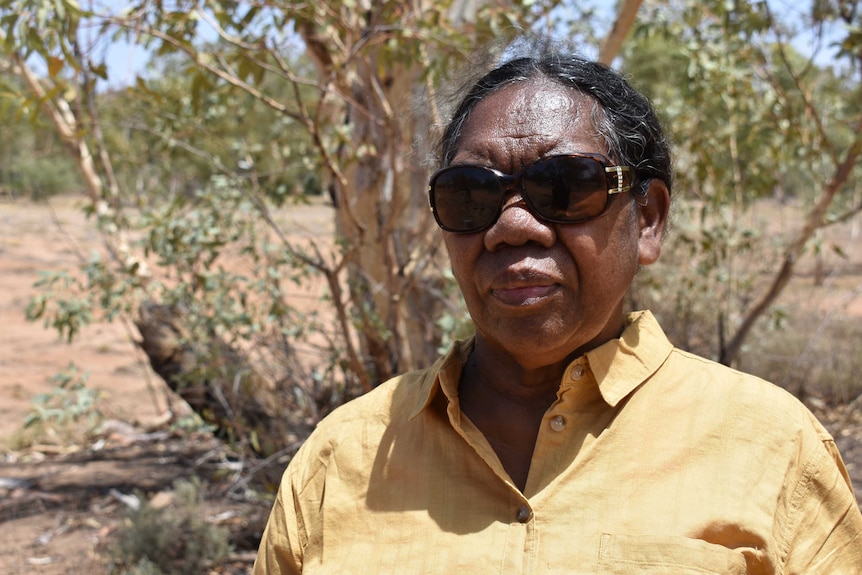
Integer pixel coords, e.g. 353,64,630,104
254,311,862,574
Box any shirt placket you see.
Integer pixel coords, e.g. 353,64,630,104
527,359,591,493
445,359,600,574
507,360,594,573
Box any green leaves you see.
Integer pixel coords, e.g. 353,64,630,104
1,0,86,65
26,271,94,342
24,362,101,431
625,0,862,364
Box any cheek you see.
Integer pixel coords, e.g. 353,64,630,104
561,206,640,280
607,200,641,250
443,234,481,287
608,213,641,274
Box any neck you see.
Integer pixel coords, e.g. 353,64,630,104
471,334,573,395
458,341,566,491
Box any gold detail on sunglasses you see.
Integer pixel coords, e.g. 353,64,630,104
605,165,632,195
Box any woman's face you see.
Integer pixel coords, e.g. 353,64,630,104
442,79,662,370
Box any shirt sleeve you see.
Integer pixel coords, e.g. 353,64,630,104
782,434,862,573
252,468,305,575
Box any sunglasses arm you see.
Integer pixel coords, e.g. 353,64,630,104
605,165,633,195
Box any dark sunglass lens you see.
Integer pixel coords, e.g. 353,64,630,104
432,167,501,232
524,156,609,221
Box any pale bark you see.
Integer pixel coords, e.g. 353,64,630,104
598,0,644,65
295,3,453,385
10,54,103,205
8,53,138,270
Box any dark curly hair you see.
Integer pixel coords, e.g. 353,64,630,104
437,50,673,196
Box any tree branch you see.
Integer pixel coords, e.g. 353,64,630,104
597,0,643,65
720,118,862,365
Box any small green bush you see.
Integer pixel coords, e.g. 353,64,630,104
14,155,81,200
18,363,102,448
110,478,231,575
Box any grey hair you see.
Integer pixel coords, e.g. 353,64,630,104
436,47,673,196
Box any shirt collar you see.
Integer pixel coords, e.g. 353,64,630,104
585,310,673,406
409,310,673,417
409,337,473,420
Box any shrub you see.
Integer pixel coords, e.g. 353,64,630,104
110,478,231,575
15,363,103,448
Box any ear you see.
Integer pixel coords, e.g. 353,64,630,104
636,179,670,266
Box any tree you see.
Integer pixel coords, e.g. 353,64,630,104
0,73,81,199
620,0,862,368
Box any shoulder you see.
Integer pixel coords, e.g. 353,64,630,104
648,347,857,497
282,363,437,489
662,347,835,444
666,347,802,400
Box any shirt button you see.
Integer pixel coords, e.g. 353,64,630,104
550,415,566,432
571,365,584,380
516,505,532,523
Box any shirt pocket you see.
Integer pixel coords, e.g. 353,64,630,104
597,533,749,575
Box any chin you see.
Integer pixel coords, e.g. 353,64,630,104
486,322,578,357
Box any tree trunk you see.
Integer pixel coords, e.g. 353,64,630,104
297,6,455,386
134,302,312,461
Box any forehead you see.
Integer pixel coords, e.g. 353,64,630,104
454,79,606,169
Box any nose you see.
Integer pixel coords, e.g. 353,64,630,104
484,191,556,251
503,195,529,211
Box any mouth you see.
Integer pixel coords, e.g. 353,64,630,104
489,266,562,307
491,283,560,306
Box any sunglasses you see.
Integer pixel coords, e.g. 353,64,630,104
428,153,634,234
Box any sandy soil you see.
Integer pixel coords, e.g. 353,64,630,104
0,196,167,447
0,197,172,574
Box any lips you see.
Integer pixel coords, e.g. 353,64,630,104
492,283,559,306
487,265,562,307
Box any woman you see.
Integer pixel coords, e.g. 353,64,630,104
254,48,861,574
